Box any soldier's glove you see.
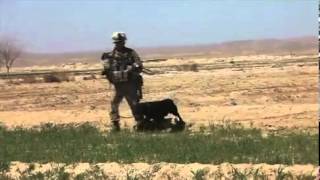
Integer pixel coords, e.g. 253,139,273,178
132,63,143,73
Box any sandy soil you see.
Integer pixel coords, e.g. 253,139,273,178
0,54,318,132
2,162,318,179
0,55,318,179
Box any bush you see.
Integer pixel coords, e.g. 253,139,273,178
190,63,199,72
21,76,38,84
83,74,97,80
177,64,199,72
43,73,70,83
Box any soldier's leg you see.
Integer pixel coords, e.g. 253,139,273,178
124,87,143,128
125,94,141,120
110,90,124,130
126,95,144,131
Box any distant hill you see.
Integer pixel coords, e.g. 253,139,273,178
17,36,317,67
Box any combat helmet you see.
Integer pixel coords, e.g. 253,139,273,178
112,32,127,42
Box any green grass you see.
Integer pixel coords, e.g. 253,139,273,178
0,123,318,164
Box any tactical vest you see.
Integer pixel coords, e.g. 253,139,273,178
104,48,135,83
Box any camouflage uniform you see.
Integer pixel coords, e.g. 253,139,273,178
101,47,143,128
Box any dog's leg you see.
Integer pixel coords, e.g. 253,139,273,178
170,104,185,123
176,113,184,123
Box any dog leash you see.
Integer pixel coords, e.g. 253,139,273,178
119,115,133,119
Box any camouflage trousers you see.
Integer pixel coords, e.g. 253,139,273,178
110,82,142,123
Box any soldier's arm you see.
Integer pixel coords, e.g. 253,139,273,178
101,52,112,75
131,50,143,73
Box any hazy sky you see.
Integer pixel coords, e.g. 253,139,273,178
0,0,317,53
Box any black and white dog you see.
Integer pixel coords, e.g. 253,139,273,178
135,99,185,131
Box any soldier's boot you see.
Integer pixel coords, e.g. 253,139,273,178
111,121,120,132
110,112,120,132
134,120,144,132
133,113,144,131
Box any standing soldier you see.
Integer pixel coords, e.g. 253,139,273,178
101,32,143,131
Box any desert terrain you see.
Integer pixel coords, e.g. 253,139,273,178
0,45,318,178
0,54,318,132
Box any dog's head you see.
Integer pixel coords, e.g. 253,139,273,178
171,118,185,132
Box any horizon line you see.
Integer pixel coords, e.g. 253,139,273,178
24,35,316,55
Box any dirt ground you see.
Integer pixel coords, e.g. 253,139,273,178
0,54,318,132
3,162,318,179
